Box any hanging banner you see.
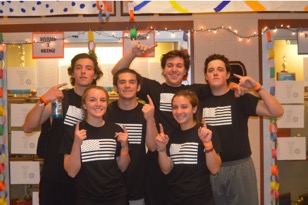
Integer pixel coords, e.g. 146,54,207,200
0,1,307,16
32,32,64,59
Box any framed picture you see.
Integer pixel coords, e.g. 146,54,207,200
297,30,308,54
229,61,247,84
277,72,296,81
84,1,116,17
121,1,153,16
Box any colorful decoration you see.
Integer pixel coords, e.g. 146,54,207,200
88,30,96,55
266,31,280,205
0,1,307,16
0,33,7,205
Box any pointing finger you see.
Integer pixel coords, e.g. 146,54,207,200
233,73,242,79
56,83,68,89
147,95,154,106
122,124,127,133
159,123,165,135
202,118,207,128
75,121,80,131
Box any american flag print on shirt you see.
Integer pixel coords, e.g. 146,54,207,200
81,139,116,163
64,105,84,126
202,106,232,126
160,93,174,112
116,123,143,144
170,142,198,165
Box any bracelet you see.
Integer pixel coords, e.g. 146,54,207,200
253,83,262,93
203,142,213,147
204,147,214,153
120,150,129,155
39,97,48,106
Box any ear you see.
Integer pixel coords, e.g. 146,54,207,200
94,74,97,79
137,84,141,92
193,106,198,114
226,72,231,80
82,103,86,110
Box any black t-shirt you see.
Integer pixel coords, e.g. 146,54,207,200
41,89,83,182
104,101,147,200
137,77,211,134
166,123,221,205
201,90,259,162
60,121,127,202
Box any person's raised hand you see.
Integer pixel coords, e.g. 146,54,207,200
115,124,129,149
142,95,155,121
155,123,169,152
198,118,212,143
74,121,87,145
132,43,158,56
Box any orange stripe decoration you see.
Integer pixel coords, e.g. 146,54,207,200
244,1,266,11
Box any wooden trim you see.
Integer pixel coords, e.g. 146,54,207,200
0,21,193,32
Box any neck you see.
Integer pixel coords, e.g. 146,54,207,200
74,84,89,96
117,98,138,110
210,85,229,96
86,117,105,127
180,121,197,131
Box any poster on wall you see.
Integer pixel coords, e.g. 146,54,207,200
32,32,64,59
298,29,308,54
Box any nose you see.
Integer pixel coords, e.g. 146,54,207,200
81,66,86,73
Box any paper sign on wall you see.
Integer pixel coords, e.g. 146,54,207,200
11,131,39,154
32,32,64,59
10,161,40,184
277,137,306,160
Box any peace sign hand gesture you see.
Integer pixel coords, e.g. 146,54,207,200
198,118,212,143
155,123,169,152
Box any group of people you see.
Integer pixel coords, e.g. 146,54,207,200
22,43,284,205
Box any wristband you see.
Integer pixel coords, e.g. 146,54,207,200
204,147,214,153
120,150,129,155
39,97,48,106
253,83,262,93
203,142,213,147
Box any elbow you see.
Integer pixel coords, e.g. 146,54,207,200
271,107,284,118
22,124,34,133
67,171,77,178
210,166,220,175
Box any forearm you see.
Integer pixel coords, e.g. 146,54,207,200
22,102,51,133
145,118,158,152
205,149,221,175
256,88,284,118
112,51,136,75
64,143,82,178
157,151,173,175
117,148,131,172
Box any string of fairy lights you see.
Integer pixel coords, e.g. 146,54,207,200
2,25,307,45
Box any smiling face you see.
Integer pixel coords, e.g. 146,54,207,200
114,72,140,100
172,95,197,130
163,57,187,87
82,87,108,120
